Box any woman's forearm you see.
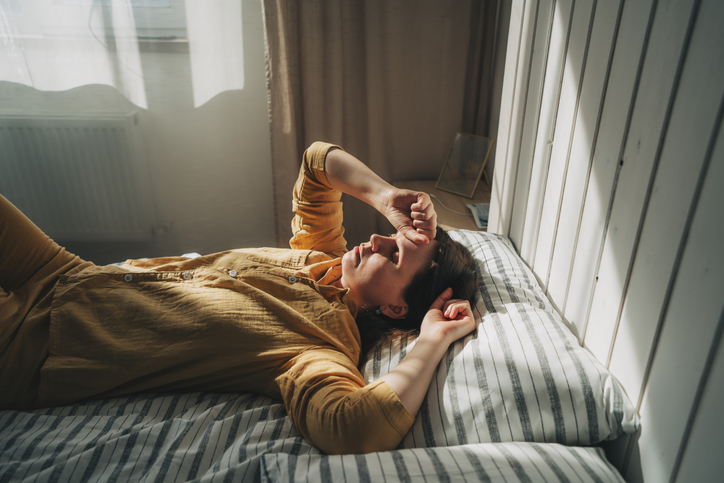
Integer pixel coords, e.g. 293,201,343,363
378,336,449,417
324,148,393,214
380,291,477,417
323,147,437,243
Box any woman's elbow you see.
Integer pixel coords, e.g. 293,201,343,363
304,423,403,455
292,399,406,454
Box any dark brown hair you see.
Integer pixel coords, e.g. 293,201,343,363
355,227,480,367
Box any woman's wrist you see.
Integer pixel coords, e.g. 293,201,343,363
414,335,450,361
376,186,397,216
416,332,452,358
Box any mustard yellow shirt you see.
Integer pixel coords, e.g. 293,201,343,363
36,142,414,454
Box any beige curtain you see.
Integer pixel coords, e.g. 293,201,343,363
263,0,499,247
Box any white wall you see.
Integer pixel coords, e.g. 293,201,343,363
0,0,275,263
490,0,724,481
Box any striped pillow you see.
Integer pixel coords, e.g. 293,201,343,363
260,442,625,483
362,230,639,447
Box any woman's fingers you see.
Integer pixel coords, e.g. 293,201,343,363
411,195,436,219
421,292,476,344
387,190,438,243
429,287,453,312
410,193,437,238
411,211,437,226
411,192,433,212
443,300,472,320
431,294,472,320
399,225,430,244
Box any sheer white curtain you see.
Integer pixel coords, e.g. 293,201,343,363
0,0,244,109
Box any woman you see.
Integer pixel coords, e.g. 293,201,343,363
0,142,479,455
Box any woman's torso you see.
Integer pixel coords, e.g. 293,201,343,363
36,247,360,407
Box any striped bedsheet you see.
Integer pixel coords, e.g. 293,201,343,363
0,393,313,483
0,230,634,482
0,392,623,483
261,443,625,483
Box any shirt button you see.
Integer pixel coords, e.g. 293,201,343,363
228,270,238,277
288,275,298,284
123,274,133,282
182,271,192,280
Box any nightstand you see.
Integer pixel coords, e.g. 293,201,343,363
393,180,491,231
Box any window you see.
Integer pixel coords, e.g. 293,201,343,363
0,0,244,108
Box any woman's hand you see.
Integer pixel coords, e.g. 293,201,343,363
419,288,476,346
378,287,476,417
323,149,437,243
383,188,438,244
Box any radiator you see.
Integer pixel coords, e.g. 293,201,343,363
0,113,155,242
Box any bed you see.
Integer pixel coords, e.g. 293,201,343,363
0,230,638,482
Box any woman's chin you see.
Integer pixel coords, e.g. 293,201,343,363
342,246,360,268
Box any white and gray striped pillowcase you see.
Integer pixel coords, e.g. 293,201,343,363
260,442,625,483
362,230,639,447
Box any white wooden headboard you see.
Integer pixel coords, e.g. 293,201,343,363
488,0,724,481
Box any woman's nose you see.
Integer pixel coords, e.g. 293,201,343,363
369,234,394,252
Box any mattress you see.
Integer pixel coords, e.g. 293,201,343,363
0,230,637,482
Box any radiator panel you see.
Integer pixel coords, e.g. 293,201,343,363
0,113,155,242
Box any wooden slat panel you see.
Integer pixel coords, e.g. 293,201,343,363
518,0,573,264
631,94,724,483
583,0,698,363
547,0,622,322
564,0,654,337
508,0,556,250
489,0,530,235
533,0,595,290
491,1,723,479
609,0,724,405
494,0,544,238
674,317,724,482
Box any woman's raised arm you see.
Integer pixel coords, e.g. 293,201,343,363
324,148,437,243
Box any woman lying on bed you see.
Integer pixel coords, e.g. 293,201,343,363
0,142,479,455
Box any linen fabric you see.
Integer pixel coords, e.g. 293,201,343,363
0,194,92,409
0,142,414,454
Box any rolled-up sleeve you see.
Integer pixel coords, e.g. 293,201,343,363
276,348,415,455
289,142,347,257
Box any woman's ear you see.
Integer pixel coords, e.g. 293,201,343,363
380,303,408,319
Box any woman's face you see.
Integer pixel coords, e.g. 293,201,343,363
340,232,438,317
